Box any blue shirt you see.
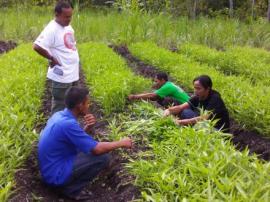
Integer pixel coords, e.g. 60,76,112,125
38,108,98,185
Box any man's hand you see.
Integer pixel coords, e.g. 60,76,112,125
163,109,171,117
120,137,133,149
128,94,137,101
49,56,61,68
174,119,189,126
83,114,96,132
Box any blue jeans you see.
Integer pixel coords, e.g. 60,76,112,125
180,109,199,119
57,152,110,198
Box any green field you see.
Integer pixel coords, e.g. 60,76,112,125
1,6,270,202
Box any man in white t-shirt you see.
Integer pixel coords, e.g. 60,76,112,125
33,1,79,115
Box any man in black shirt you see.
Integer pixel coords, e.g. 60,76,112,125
164,75,230,132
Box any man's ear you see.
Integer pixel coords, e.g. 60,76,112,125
206,87,211,94
74,102,82,112
78,102,84,111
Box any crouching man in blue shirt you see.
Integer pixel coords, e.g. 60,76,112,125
38,86,132,200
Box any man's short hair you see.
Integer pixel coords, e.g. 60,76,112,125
55,1,73,14
65,87,89,109
193,75,212,89
156,72,168,81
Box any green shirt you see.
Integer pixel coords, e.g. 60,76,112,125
155,81,190,104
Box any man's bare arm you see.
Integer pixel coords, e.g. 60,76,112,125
92,138,132,155
128,93,157,101
164,102,190,116
33,44,60,67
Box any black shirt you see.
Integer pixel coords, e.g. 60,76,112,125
188,90,230,132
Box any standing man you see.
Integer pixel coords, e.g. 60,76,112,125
38,86,133,200
33,1,79,114
128,72,190,107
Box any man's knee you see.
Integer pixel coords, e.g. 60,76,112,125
157,97,178,108
180,109,198,119
98,153,110,168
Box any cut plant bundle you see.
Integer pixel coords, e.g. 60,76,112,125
129,42,270,136
79,42,151,115
110,102,270,201
0,44,46,201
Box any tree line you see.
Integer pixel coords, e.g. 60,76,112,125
115,0,270,21
1,0,270,21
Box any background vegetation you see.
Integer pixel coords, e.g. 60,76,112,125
1,6,270,50
1,0,270,21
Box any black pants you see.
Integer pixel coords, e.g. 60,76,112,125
157,97,180,108
56,152,110,198
51,80,78,115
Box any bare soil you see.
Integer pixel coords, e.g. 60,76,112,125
0,40,17,54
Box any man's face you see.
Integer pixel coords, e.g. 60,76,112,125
56,7,73,26
154,77,165,89
79,96,90,116
193,80,209,100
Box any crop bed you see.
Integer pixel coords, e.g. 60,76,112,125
3,42,270,202
113,44,270,161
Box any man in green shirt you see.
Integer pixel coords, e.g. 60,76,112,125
128,72,190,107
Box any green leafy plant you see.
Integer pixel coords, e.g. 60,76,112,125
79,42,151,115
129,42,270,136
2,7,270,49
110,102,270,201
0,44,46,201
179,43,270,86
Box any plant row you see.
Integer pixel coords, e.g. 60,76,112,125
79,42,151,115
179,43,270,86
0,44,46,201
79,42,270,201
129,42,270,136
109,102,270,201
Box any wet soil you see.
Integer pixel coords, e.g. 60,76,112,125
9,68,140,202
230,122,270,161
112,44,270,161
0,40,17,54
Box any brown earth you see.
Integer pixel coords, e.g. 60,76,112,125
0,40,17,54
112,44,270,162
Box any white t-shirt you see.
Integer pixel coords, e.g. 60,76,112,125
34,20,79,83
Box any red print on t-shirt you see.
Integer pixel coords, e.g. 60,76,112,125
64,32,76,51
